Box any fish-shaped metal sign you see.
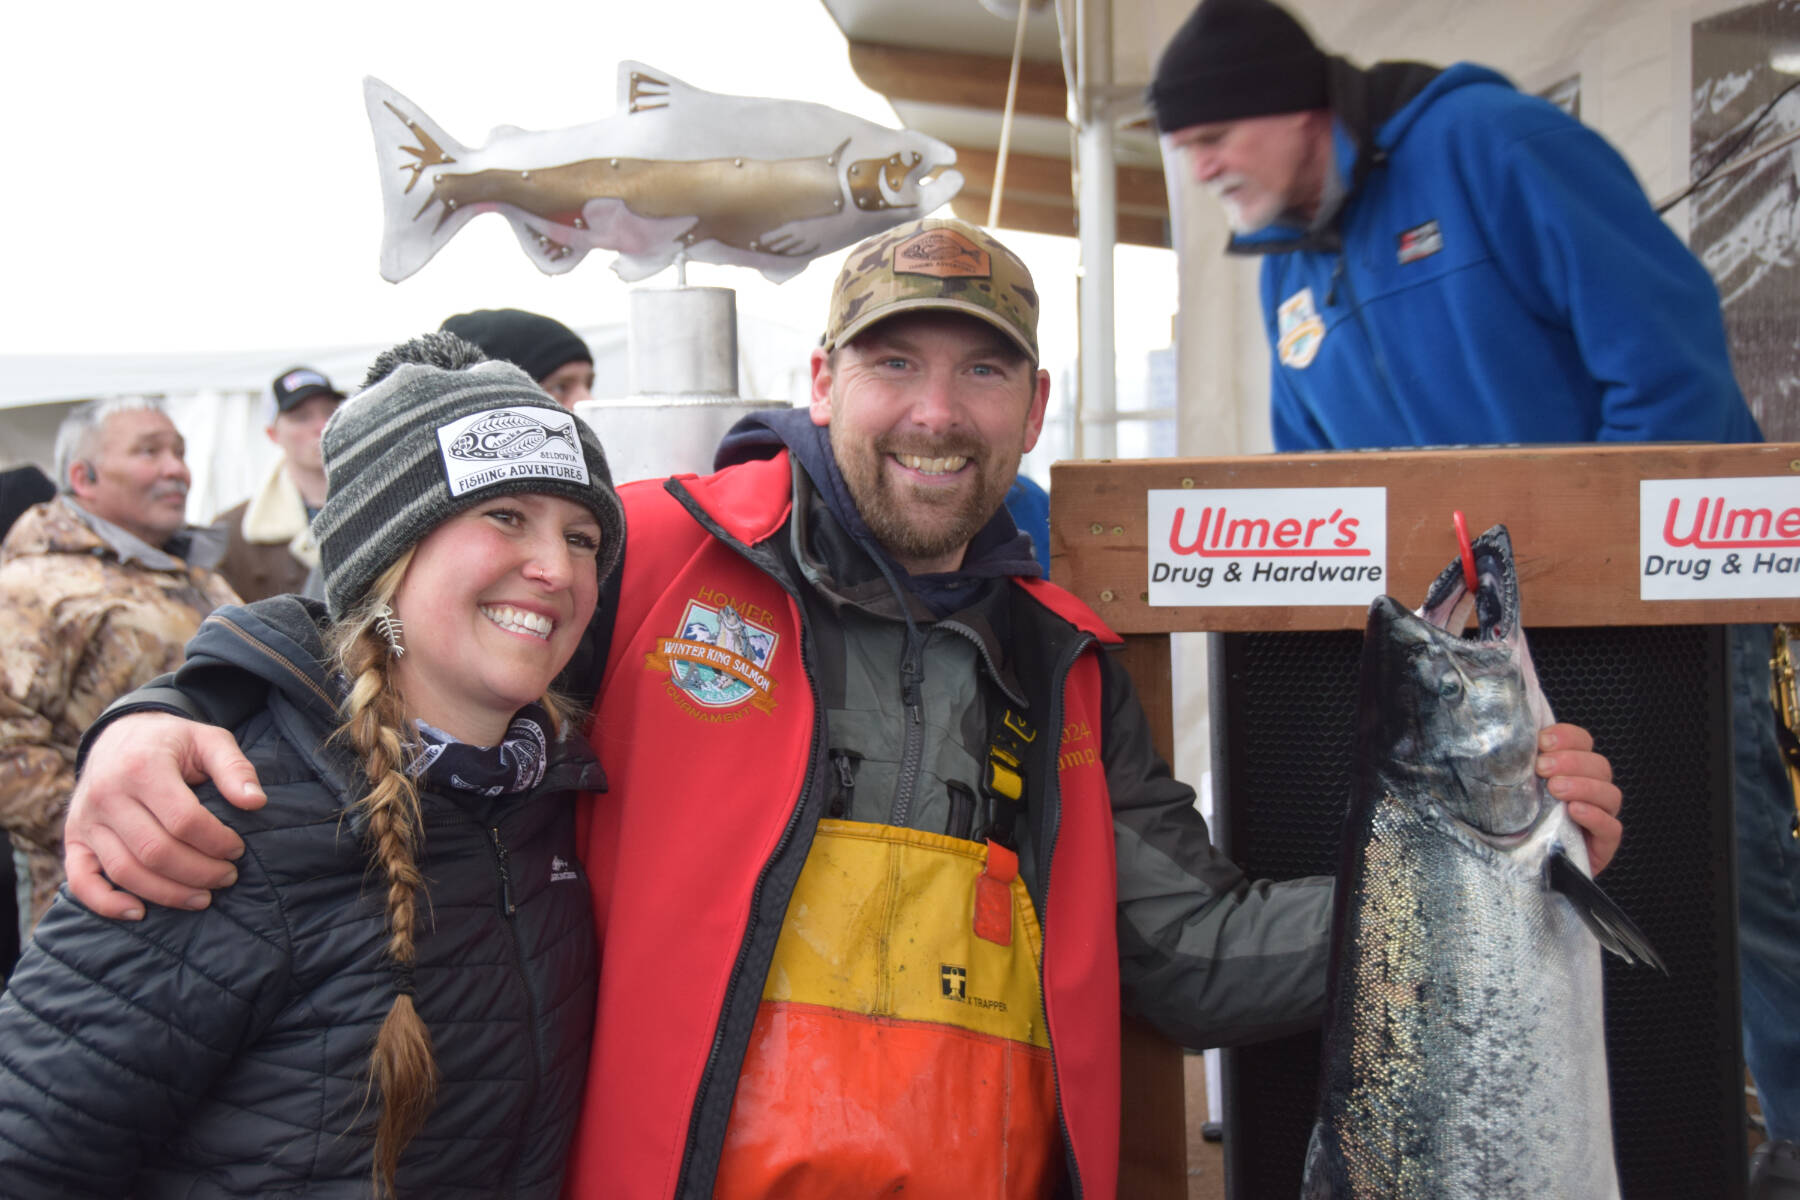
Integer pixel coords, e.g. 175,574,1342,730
365,65,964,285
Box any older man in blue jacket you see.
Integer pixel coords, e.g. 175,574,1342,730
1150,0,1760,452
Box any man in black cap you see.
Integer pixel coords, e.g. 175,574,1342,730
1149,3,1797,1191
439,308,595,410
213,366,343,602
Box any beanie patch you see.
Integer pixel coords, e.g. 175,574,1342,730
314,358,624,619
437,407,592,497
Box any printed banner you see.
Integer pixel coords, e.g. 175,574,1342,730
1640,476,1800,599
1147,488,1387,607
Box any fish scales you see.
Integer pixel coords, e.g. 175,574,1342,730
1303,525,1653,1200
1324,788,1615,1198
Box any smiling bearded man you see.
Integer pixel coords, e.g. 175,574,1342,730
821,311,1042,573
813,222,1048,575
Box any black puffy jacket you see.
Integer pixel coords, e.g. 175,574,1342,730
0,597,601,1198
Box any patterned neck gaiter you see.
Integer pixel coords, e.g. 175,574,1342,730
409,703,553,798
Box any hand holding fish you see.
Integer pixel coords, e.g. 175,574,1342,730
1536,721,1622,874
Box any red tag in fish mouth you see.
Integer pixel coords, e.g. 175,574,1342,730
894,228,991,279
1454,510,1476,591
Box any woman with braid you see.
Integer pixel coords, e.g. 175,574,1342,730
0,332,625,1198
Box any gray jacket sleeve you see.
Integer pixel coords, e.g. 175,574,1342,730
0,800,292,1197
1100,651,1335,1049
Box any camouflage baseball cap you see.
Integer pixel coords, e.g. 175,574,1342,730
822,218,1040,364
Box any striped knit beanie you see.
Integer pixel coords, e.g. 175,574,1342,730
313,358,625,619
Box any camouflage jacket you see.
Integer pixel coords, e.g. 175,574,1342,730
0,498,238,922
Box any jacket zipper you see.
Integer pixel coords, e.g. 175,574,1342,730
208,614,336,711
1331,258,1403,413
890,639,926,828
829,750,859,819
489,826,517,916
943,619,1028,708
484,819,540,1194
1038,631,1094,1198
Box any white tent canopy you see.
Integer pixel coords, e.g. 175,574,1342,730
0,315,814,524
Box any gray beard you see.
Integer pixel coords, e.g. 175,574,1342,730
1306,161,1347,232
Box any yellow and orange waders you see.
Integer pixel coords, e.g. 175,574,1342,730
713,820,1060,1199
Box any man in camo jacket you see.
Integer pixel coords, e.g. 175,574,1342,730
0,398,237,926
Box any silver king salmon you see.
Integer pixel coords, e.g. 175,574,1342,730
1301,524,1663,1200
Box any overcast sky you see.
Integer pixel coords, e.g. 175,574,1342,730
1,0,1173,414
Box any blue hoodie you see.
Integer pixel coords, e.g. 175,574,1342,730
1232,62,1761,451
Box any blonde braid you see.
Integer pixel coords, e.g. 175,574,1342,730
326,554,437,1199
323,548,583,1196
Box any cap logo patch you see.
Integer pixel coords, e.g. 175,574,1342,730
893,228,991,279
436,406,589,497
282,369,326,391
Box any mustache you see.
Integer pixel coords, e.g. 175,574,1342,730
148,482,189,502
878,434,985,461
1202,173,1248,198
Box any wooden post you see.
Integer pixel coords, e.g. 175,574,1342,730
1114,634,1186,1200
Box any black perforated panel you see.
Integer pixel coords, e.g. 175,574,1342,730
1210,625,1745,1200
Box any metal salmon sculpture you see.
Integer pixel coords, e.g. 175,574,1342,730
1302,524,1664,1200
364,65,963,284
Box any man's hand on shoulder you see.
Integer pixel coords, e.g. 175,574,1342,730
65,714,266,919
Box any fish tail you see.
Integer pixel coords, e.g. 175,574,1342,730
363,76,473,282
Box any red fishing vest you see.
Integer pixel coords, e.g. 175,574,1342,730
565,454,1124,1198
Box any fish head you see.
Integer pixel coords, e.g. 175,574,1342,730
845,129,964,215
1356,525,1555,838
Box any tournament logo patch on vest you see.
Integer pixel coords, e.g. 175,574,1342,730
1277,287,1327,369
644,589,779,719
